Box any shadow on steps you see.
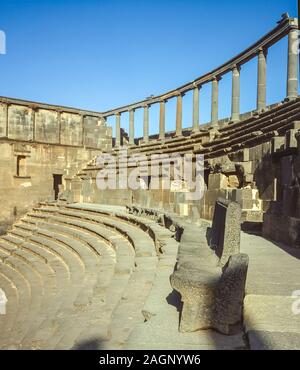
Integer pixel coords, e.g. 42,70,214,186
72,338,106,350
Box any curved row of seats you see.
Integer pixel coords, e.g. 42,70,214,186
0,202,180,349
78,97,300,178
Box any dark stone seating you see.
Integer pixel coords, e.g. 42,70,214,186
170,198,249,335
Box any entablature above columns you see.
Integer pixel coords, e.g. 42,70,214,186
102,16,297,118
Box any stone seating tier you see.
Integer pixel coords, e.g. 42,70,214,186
127,200,249,335
0,202,175,349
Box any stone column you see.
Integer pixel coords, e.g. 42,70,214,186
287,28,299,100
231,65,240,122
176,93,183,136
257,48,267,111
159,100,165,140
115,113,121,146
211,77,220,127
143,105,149,142
129,109,135,145
193,85,200,131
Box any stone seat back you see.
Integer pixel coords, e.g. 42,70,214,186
209,197,241,267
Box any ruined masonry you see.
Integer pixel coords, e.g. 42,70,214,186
0,14,300,350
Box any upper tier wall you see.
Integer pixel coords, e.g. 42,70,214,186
0,97,112,150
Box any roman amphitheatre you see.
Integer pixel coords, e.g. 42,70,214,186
0,12,299,350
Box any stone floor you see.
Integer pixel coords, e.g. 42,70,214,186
241,232,300,349
72,205,300,350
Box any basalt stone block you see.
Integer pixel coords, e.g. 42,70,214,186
271,136,284,154
210,198,241,267
170,198,248,335
170,253,248,334
285,129,298,149
208,173,228,190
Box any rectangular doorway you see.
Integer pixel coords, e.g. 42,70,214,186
53,174,62,200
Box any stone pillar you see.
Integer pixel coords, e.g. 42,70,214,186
143,105,149,142
211,77,220,127
176,93,183,136
129,109,135,145
287,28,299,100
193,85,200,131
231,65,240,122
159,100,165,140
115,113,121,146
257,48,267,111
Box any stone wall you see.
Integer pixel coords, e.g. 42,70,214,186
263,126,300,247
0,98,112,149
0,97,112,234
0,141,107,234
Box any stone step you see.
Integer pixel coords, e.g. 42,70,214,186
33,206,157,258
66,204,172,254
0,271,19,349
23,211,140,349
0,237,64,348
141,238,178,321
0,258,31,348
16,220,100,295
2,228,89,349
105,255,158,349
16,219,116,349
0,202,178,349
0,246,46,348
25,214,132,276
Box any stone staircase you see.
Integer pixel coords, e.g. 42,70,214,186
0,202,171,349
0,202,247,349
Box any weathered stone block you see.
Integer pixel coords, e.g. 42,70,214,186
249,145,263,162
228,175,239,188
208,173,228,190
285,129,298,149
244,173,254,183
211,199,242,267
8,105,33,141
271,136,285,153
170,253,248,334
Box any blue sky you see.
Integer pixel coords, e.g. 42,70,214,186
0,0,298,137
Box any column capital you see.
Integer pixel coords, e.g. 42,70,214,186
257,47,268,56
175,91,184,97
212,75,222,82
192,82,202,89
115,112,121,116
231,64,241,72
